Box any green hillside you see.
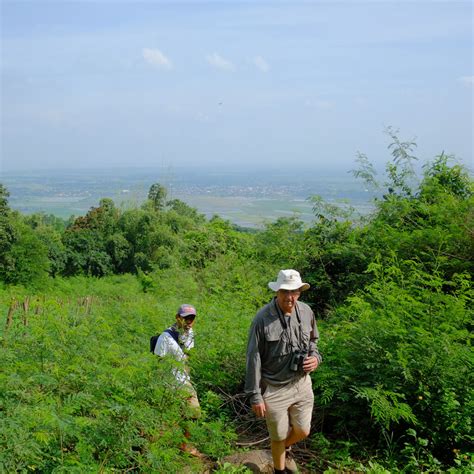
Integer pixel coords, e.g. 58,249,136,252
1,140,472,472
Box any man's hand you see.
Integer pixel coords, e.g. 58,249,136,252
302,355,319,373
251,403,266,418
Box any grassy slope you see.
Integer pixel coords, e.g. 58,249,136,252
0,273,260,472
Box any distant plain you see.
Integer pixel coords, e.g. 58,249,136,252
2,167,379,228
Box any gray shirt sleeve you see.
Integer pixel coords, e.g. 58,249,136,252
245,317,264,406
308,313,322,364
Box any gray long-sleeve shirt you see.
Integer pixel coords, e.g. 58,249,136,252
245,298,322,406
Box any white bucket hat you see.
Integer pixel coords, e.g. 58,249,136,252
268,269,310,292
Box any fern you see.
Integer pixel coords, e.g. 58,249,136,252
352,385,417,429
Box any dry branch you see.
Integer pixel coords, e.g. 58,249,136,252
5,300,18,331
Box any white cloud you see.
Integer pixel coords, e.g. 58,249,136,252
206,53,235,71
142,48,172,69
253,55,270,72
459,75,474,85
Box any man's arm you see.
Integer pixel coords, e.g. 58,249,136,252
245,318,265,408
307,311,322,362
155,332,184,360
303,311,322,373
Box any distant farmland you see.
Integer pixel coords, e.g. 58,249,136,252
2,167,377,227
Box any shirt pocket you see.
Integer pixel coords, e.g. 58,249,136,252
264,324,291,355
299,321,312,351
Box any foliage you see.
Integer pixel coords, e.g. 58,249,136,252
0,184,10,213
62,227,113,277
302,134,473,314
384,126,418,197
0,276,245,472
147,182,168,212
0,195,50,287
313,260,472,468
351,152,380,191
300,217,369,314
0,135,472,471
254,216,306,267
368,154,473,282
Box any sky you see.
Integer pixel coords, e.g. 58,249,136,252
1,0,473,174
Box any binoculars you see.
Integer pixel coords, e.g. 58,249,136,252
290,350,307,372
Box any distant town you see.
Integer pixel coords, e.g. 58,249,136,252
2,167,379,227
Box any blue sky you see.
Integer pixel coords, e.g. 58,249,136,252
1,0,472,174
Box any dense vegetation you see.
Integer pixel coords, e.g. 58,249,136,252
1,135,472,472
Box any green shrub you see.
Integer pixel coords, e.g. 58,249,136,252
313,259,472,469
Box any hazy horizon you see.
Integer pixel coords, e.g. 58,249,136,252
0,161,385,177
1,1,473,174
3,165,382,227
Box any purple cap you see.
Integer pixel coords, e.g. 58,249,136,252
177,304,196,317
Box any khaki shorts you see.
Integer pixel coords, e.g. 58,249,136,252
263,375,314,441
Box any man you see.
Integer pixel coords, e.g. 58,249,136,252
245,269,322,474
154,303,202,455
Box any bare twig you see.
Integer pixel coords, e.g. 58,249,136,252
235,437,269,447
5,300,18,331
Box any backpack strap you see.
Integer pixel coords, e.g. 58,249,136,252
163,327,180,345
150,326,181,354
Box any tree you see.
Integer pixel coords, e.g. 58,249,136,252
384,126,418,197
0,187,50,286
35,226,67,277
117,208,157,272
301,219,370,314
255,216,305,267
420,152,472,200
166,198,206,224
106,233,132,273
0,215,50,285
147,183,168,212
62,228,112,276
0,185,16,277
0,184,10,215
69,198,118,237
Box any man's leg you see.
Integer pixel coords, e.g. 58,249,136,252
271,439,286,471
286,375,314,447
271,431,311,471
265,378,314,472
180,383,204,458
263,383,291,471
285,425,310,447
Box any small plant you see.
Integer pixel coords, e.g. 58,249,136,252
214,461,252,473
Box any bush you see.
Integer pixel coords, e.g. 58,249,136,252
312,259,472,469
